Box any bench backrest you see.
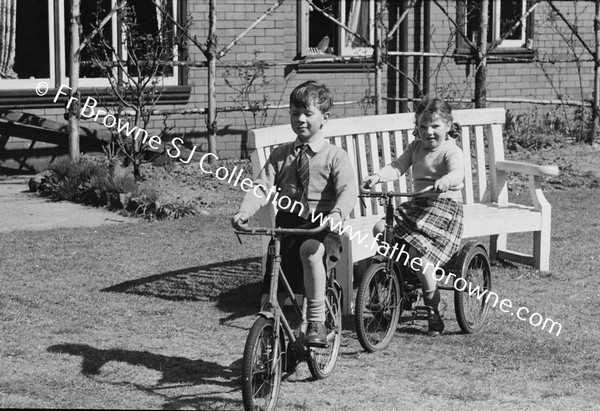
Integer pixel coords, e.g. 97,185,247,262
248,107,507,220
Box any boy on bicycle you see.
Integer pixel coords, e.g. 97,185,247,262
232,81,357,347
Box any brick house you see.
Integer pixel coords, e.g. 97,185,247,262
0,0,595,172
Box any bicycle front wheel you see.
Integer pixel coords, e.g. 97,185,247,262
354,262,402,352
307,286,342,379
241,317,282,411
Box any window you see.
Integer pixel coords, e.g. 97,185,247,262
299,0,375,59
0,0,182,91
0,0,55,89
456,0,535,62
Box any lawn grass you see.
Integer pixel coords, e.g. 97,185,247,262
1,187,599,409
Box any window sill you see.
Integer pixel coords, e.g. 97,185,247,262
294,57,375,73
454,47,536,64
0,85,191,110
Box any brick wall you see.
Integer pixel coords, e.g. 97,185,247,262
2,1,595,166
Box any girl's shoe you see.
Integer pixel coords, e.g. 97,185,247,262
427,309,444,337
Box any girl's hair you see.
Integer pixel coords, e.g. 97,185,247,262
414,97,461,139
289,80,334,113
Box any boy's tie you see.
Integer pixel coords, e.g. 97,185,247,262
297,144,310,218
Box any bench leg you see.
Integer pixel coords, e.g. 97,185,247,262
489,233,507,261
533,228,551,272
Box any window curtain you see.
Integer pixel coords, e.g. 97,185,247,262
0,0,17,79
345,0,361,48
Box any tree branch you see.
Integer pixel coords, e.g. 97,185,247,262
217,0,286,59
385,0,418,41
547,0,595,58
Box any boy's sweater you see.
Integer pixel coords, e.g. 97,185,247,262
378,139,464,201
239,137,357,219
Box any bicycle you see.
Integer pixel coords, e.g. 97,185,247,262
235,223,343,411
354,187,492,352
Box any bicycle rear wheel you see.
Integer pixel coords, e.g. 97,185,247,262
354,262,402,352
454,244,492,334
307,286,342,379
241,317,282,411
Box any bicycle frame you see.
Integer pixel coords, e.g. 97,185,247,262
359,187,434,317
236,223,339,372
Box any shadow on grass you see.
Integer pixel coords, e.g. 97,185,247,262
101,257,264,321
47,343,239,387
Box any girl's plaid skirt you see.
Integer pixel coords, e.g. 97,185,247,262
394,197,464,266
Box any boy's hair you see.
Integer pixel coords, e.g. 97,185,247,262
414,96,461,139
289,80,333,113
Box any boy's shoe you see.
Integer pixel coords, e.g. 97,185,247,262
306,321,328,348
427,309,445,337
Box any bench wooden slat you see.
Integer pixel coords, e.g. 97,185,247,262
475,125,487,202
345,135,361,219
368,132,384,215
356,134,372,216
380,131,395,193
460,126,474,205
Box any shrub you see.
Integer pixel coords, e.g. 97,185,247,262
128,185,196,220
505,108,564,151
38,156,196,220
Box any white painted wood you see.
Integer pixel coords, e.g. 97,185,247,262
530,174,552,271
356,134,372,216
460,126,474,204
380,131,395,193
393,130,408,193
368,132,384,215
475,126,487,202
344,135,360,219
496,160,560,177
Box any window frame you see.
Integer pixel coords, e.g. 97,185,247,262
455,0,535,64
0,0,188,106
0,0,56,90
297,0,375,60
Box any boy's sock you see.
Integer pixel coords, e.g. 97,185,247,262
307,298,326,323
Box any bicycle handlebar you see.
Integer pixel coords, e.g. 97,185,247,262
235,221,330,236
359,185,434,198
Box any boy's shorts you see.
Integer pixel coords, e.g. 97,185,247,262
261,211,343,294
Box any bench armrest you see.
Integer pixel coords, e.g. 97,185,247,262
496,160,559,177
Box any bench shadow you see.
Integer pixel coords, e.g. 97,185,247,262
101,257,264,322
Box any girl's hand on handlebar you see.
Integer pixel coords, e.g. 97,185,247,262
361,174,380,191
434,177,450,193
328,211,343,231
231,211,249,230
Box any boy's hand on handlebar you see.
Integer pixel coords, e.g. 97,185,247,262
231,211,249,230
361,174,380,191
434,177,450,193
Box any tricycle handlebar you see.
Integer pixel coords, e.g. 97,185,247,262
359,186,434,198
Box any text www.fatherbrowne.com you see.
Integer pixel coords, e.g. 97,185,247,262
307,211,563,338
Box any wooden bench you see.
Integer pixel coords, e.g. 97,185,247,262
247,108,559,313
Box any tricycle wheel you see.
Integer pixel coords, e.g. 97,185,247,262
453,243,492,333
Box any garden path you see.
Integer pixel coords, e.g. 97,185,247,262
0,176,135,233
